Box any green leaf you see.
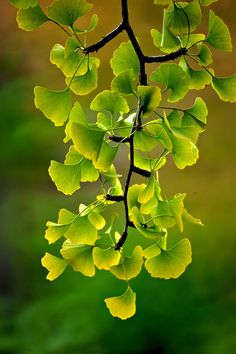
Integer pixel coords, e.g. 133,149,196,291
41,253,68,281
111,70,137,96
185,97,208,124
199,0,218,5
109,246,143,281
137,86,162,118
152,193,186,231
66,64,98,95
48,160,81,195
74,13,98,33
110,41,139,77
34,87,72,126
88,211,106,230
211,75,236,103
182,209,204,226
61,241,95,277
179,58,212,90
17,4,48,31
127,184,146,210
64,215,98,244
138,176,156,204
166,0,202,35
45,209,75,244
206,10,232,51
171,134,199,169
93,141,118,172
134,130,159,152
105,287,136,320
64,102,88,143
143,244,161,259
102,165,123,196
145,238,192,279
146,121,173,151
90,90,129,115
48,0,92,26
11,0,38,9
65,146,99,182
70,123,105,161
150,63,190,102
197,44,213,66
134,151,166,172
93,247,120,270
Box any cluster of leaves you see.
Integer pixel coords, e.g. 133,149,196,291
11,0,236,319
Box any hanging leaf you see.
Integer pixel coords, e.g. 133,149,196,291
150,63,190,102
93,247,120,270
145,238,192,279
105,287,136,320
179,58,212,90
66,64,98,96
41,253,68,281
182,209,204,226
171,134,199,169
138,175,156,204
134,130,159,152
185,97,208,124
196,44,213,66
74,13,98,33
34,87,72,126
17,4,48,31
49,160,81,195
111,70,137,96
93,141,118,172
211,75,236,103
45,208,75,244
61,241,95,277
11,0,38,9
64,215,98,244
110,41,139,76
109,246,143,280
137,86,162,118
90,90,129,115
48,0,92,26
206,10,232,51
64,102,88,143
146,121,173,151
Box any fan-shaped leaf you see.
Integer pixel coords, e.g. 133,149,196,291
105,287,136,320
93,247,120,270
90,90,129,115
137,86,162,118
110,41,139,76
11,0,38,9
48,0,92,26
65,215,98,244
206,10,232,51
212,75,236,103
17,4,48,30
41,253,68,281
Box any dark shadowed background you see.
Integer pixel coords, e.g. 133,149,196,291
0,1,236,353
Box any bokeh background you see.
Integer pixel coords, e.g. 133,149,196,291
1,1,236,353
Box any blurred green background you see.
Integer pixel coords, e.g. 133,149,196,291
1,1,236,353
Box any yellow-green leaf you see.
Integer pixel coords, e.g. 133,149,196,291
104,287,136,320
41,252,68,281
65,215,98,244
93,247,120,270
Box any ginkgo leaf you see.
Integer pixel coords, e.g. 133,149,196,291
111,70,137,96
70,123,105,161
143,244,161,259
127,184,146,210
150,63,190,102
134,130,158,152
64,215,98,244
88,211,106,230
105,287,136,320
185,97,208,124
145,238,192,279
11,0,38,9
48,0,92,26
197,44,213,66
110,41,139,76
48,160,81,195
179,58,212,90
90,90,129,115
41,253,68,281
93,141,118,172
34,87,72,126
138,175,156,204
74,13,98,33
137,86,162,118
182,209,204,226
17,4,48,31
170,134,199,169
60,241,95,277
45,220,70,244
64,102,88,143
146,121,173,151
199,0,218,5
166,0,202,35
109,246,143,280
66,64,98,95
211,75,236,103
206,10,232,51
93,247,120,270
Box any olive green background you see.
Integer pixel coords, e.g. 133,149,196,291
0,1,236,353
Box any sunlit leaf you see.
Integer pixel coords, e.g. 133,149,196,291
41,253,68,281
48,0,92,26
109,246,143,280
196,44,213,66
185,97,208,124
34,87,72,126
212,75,236,103
150,63,190,102
145,238,192,279
182,209,204,226
74,13,98,33
206,10,232,51
137,86,162,118
179,58,212,90
105,287,136,320
110,41,139,76
93,141,118,172
66,64,98,95
199,0,218,5
146,121,173,151
64,102,88,143
11,0,38,9
17,4,48,31
138,175,156,204
90,90,129,115
111,70,137,96
61,241,95,277
65,215,98,244
88,211,106,230
93,247,120,270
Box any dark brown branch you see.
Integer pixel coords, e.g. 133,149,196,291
133,166,151,178
83,22,124,54
144,47,188,63
109,135,131,143
105,194,124,202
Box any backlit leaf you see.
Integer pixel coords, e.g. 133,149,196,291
93,247,120,270
111,70,137,96
64,102,88,143
105,287,136,320
150,63,190,102
206,10,232,51
17,4,48,31
66,64,98,95
145,238,192,279
61,241,95,277
197,44,213,66
34,87,72,126
212,75,236,103
137,86,162,118
74,13,98,33
41,253,68,281
65,215,98,244
90,90,129,115
48,0,92,26
110,41,139,76
11,0,38,9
